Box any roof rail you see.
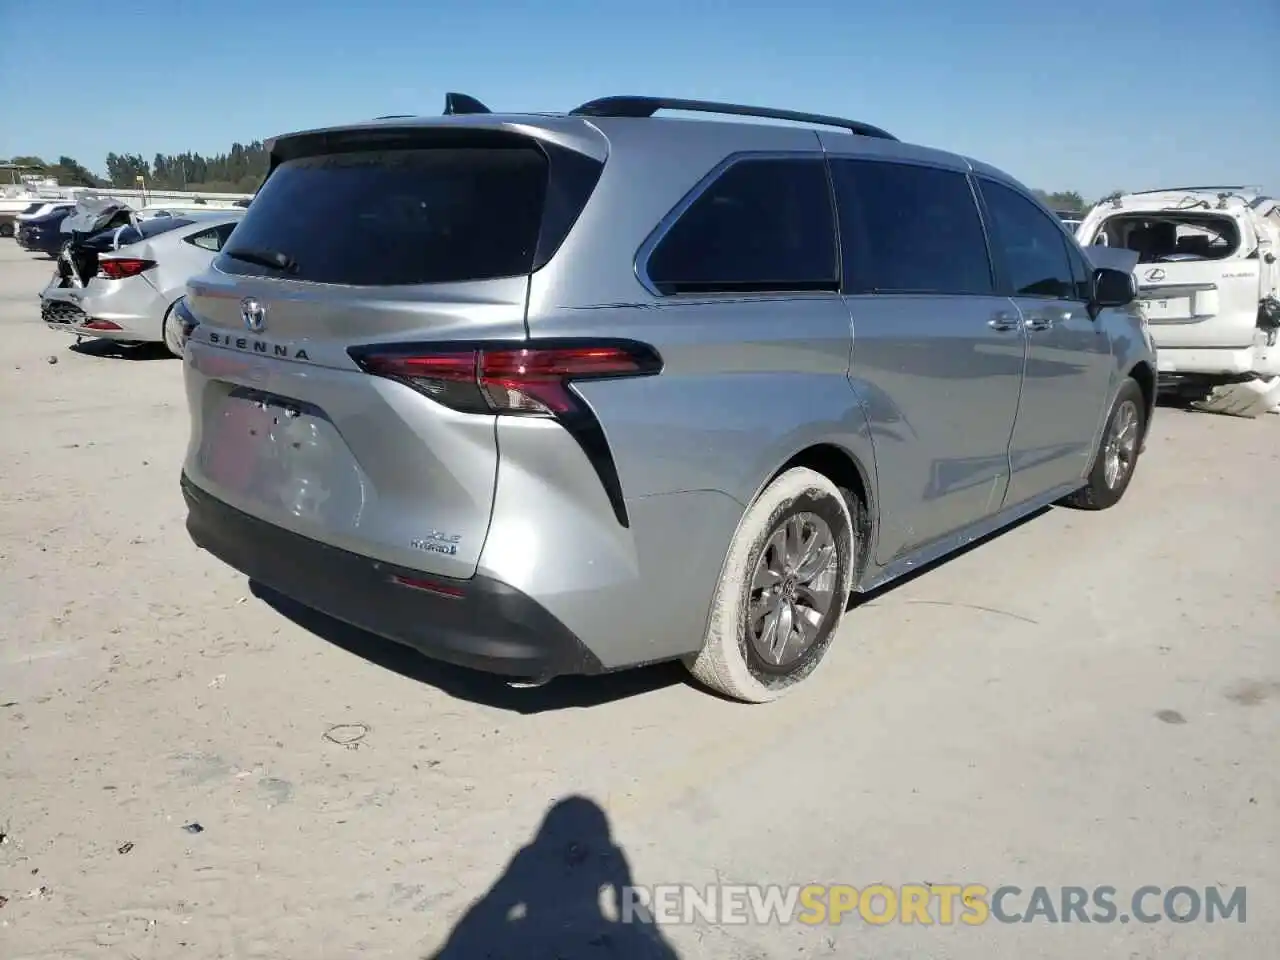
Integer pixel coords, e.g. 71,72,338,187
373,114,415,120
443,92,491,116
1127,185,1261,196
567,95,897,141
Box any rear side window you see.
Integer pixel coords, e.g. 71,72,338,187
644,157,838,296
830,159,994,295
220,146,549,286
979,179,1077,299
186,221,238,252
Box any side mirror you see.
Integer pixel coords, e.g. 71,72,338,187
1089,267,1135,318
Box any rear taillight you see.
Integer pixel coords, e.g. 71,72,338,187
349,339,663,528
97,258,156,280
350,341,662,417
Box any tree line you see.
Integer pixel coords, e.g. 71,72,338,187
5,148,1103,210
4,141,268,195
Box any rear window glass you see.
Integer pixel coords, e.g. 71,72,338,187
220,146,549,286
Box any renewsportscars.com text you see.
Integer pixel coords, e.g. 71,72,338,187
619,883,1247,926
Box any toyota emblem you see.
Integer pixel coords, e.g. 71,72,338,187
241,297,266,333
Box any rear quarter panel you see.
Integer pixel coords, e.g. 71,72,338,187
150,227,223,301
518,120,881,663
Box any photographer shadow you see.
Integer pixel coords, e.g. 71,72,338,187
425,795,678,959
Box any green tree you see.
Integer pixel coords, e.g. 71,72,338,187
106,141,269,192
48,156,105,187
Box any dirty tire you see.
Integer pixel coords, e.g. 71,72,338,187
162,301,185,358
686,467,856,703
1062,377,1146,511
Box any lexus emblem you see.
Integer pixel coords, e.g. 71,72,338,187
241,297,266,333
1144,268,1166,283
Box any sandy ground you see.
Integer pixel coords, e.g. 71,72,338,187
0,239,1277,960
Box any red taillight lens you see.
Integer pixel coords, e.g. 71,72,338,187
389,574,465,599
97,258,156,280
353,342,661,417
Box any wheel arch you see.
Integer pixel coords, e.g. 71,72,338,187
759,442,878,583
1126,359,1156,439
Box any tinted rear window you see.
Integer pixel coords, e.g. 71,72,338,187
220,146,549,286
645,157,838,295
831,159,994,296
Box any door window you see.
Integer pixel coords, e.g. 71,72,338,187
829,159,994,296
979,179,1078,299
644,157,838,296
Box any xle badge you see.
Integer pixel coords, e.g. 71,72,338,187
411,532,462,557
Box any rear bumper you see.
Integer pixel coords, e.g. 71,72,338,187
39,280,165,341
181,474,604,681
1156,341,1280,379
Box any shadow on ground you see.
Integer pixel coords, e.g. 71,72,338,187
250,581,688,714
253,503,1058,709
424,795,679,959
68,338,172,361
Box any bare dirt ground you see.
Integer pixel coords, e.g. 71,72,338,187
1,240,1277,959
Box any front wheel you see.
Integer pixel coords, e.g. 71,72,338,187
0,222,14,239
1062,377,1146,510
686,467,857,703
162,301,186,358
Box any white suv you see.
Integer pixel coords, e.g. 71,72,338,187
1076,187,1280,415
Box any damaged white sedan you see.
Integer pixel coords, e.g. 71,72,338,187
1076,186,1280,417
40,211,242,357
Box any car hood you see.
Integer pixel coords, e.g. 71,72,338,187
60,198,134,235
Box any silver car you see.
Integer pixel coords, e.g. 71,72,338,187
41,211,243,356
178,93,1156,703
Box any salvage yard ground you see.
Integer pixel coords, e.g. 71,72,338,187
1,240,1277,959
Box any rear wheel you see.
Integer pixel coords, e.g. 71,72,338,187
0,222,14,238
1062,377,1146,510
686,467,856,703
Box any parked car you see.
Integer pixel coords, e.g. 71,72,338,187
40,211,242,357
16,206,76,255
178,93,1155,703
16,200,76,223
1075,186,1280,416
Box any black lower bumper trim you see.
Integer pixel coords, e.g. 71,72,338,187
181,475,602,681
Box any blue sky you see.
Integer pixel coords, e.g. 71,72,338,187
2,0,1276,199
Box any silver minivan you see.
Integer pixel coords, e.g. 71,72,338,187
178,94,1156,702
